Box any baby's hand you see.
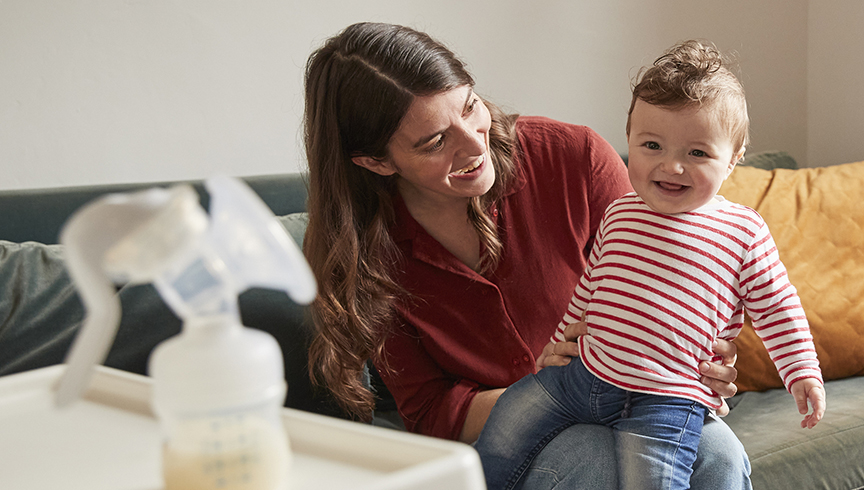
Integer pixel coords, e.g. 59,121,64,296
790,378,826,429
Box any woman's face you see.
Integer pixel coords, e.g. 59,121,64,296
361,85,493,210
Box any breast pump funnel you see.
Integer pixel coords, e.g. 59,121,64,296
56,176,316,490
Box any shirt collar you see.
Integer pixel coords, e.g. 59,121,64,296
390,167,526,244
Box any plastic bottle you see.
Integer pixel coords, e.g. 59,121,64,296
55,176,317,490
151,314,291,490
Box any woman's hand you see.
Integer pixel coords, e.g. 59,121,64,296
536,321,587,370
699,338,739,416
536,324,740,415
460,387,506,443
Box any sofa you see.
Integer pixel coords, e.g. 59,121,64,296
1,153,862,489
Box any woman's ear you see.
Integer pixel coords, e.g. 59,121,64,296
352,155,398,176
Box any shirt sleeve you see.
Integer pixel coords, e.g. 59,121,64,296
551,127,629,343
741,222,823,390
377,319,480,440
553,211,607,343
584,128,632,258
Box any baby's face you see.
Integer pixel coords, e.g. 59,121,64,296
627,100,743,214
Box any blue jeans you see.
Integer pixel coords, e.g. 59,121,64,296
476,360,751,490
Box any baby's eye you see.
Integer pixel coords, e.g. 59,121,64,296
690,149,707,158
645,141,661,150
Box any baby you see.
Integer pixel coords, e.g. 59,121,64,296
475,40,826,490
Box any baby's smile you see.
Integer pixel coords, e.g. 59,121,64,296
654,181,689,192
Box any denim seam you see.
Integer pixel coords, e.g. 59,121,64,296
665,401,701,490
504,376,577,490
589,371,609,423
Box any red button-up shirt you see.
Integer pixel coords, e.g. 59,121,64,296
379,117,633,440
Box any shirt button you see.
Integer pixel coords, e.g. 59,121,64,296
492,208,499,217
522,355,531,363
512,357,520,366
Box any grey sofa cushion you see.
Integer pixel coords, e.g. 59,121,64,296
0,241,83,376
277,212,308,248
0,223,346,418
725,375,864,490
740,150,799,170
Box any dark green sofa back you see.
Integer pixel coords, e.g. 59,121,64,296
0,173,349,418
0,173,308,244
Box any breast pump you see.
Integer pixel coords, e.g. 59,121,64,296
53,176,317,490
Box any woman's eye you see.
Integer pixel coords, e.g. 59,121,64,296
645,141,660,150
690,149,707,157
465,97,478,114
428,135,445,152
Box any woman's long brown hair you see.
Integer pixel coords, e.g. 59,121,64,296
303,23,518,419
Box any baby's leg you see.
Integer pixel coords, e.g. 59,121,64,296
475,360,603,490
613,394,707,490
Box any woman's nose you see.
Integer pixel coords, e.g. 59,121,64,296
456,124,486,156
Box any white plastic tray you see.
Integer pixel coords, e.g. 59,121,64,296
0,365,486,490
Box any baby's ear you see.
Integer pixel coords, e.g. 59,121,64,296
352,155,398,176
727,147,746,177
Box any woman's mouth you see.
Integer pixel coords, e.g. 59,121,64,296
452,155,485,175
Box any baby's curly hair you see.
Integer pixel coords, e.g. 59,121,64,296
627,40,749,154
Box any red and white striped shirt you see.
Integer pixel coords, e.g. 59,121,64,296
552,193,822,409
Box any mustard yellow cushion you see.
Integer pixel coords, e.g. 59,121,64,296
718,161,864,392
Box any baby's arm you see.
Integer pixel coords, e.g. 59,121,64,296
741,221,824,427
791,378,826,429
543,220,603,370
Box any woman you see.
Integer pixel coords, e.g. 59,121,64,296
303,22,749,489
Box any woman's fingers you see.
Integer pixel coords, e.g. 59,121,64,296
536,337,580,370
553,340,581,358
535,321,585,369
699,360,739,399
712,338,738,367
716,398,730,417
697,338,740,405
542,354,573,368
562,320,589,342
699,363,736,416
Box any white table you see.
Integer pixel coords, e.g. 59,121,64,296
0,365,486,490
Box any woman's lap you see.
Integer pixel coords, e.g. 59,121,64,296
691,412,752,490
514,423,617,490
515,412,751,490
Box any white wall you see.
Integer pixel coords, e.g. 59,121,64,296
0,0,854,190
807,0,864,168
